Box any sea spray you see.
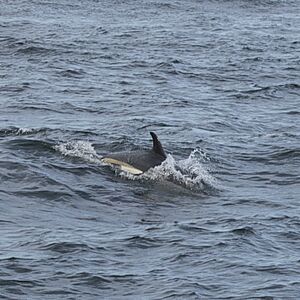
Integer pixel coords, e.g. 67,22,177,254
54,141,102,164
121,151,218,191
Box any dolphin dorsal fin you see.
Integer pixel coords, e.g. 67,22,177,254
150,132,167,158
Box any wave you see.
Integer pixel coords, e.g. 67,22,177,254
238,147,300,164
270,148,300,160
0,127,47,137
125,235,162,249
16,45,54,55
58,69,86,78
0,127,100,144
231,226,256,236
237,83,300,96
40,241,93,254
5,138,55,154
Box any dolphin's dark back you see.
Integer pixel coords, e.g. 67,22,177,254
102,132,167,173
104,150,164,172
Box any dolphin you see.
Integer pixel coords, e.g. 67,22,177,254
101,132,167,175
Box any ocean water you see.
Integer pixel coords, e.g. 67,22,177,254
1,0,300,299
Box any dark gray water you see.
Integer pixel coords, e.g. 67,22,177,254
1,0,300,299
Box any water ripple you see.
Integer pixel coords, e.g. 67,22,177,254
1,0,299,299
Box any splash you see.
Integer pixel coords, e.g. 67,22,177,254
54,141,102,163
54,142,217,191
16,127,36,135
120,149,218,191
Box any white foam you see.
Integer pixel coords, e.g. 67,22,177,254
120,149,218,191
16,127,35,135
54,141,102,163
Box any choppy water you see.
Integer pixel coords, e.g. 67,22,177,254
1,0,300,299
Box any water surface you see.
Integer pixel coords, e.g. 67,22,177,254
1,0,300,299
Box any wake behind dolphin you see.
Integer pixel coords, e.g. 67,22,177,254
101,132,167,175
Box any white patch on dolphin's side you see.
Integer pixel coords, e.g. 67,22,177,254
101,158,143,175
